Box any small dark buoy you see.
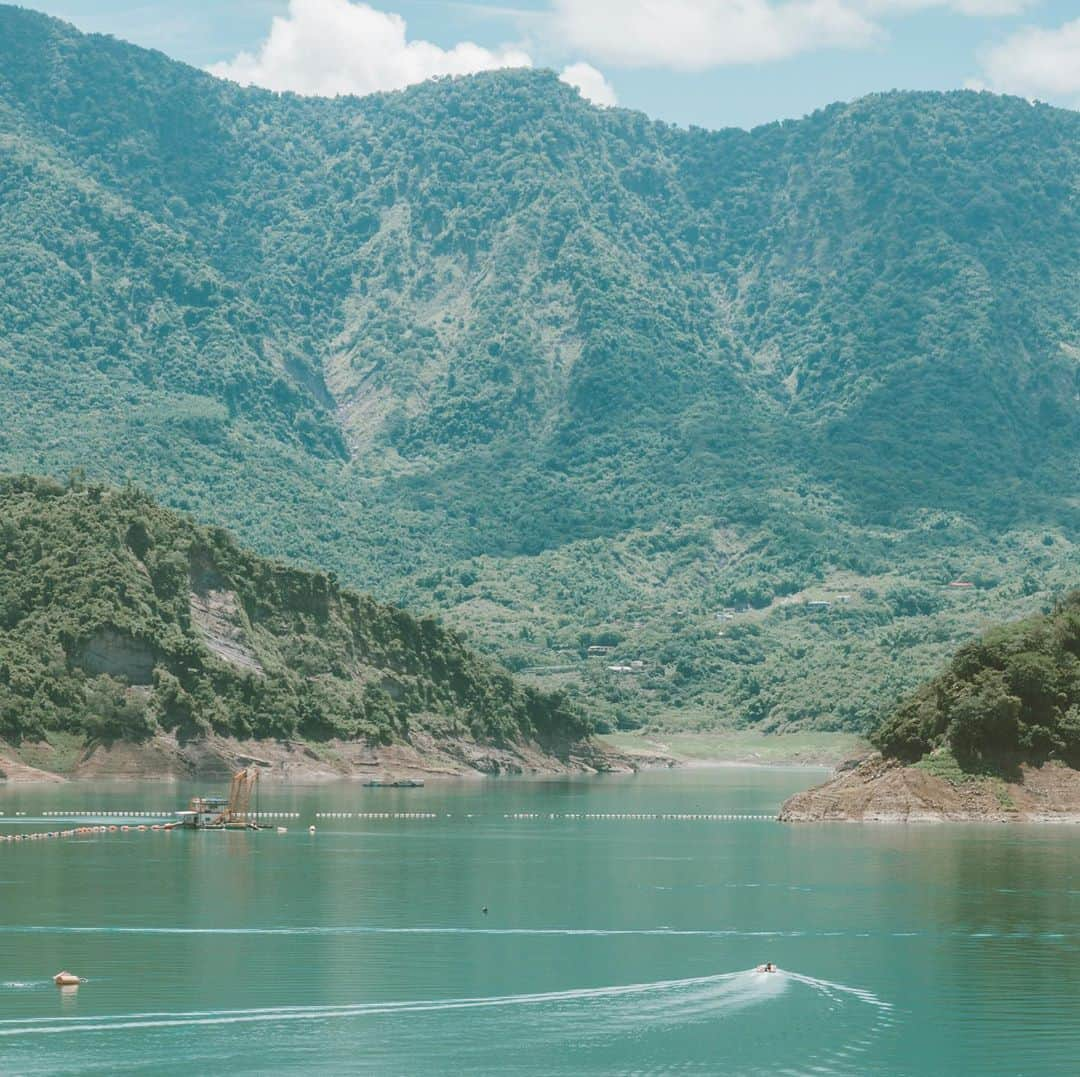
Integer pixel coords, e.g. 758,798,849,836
481,905,488,915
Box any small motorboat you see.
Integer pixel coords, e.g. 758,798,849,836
755,963,778,974
53,971,83,986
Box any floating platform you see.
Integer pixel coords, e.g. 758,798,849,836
362,778,425,788
174,810,262,830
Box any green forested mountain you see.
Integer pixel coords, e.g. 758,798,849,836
874,591,1080,765
0,475,586,750
1,6,1078,733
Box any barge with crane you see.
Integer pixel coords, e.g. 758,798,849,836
175,767,263,830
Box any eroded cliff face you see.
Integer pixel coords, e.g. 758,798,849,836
779,754,1080,823
75,628,157,684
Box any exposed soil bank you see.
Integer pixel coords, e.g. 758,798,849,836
1,731,629,784
779,753,1080,822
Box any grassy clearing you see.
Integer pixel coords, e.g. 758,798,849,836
913,748,1019,810
913,749,976,784
993,784,1018,812
10,732,88,774
599,729,868,766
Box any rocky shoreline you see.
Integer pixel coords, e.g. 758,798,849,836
779,753,1080,823
0,730,632,784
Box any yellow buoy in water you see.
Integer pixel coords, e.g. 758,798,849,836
53,971,82,986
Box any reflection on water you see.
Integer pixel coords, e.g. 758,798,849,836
1,770,1078,1075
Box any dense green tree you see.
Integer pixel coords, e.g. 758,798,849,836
874,593,1080,764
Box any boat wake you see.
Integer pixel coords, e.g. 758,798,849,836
0,967,888,1022
4,922,1071,943
0,968,895,1075
0,969,762,1034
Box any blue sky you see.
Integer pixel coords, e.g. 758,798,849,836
24,1,1080,128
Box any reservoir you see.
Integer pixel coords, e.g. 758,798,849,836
2,767,1078,1074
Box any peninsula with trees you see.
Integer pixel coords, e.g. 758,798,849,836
781,592,1080,821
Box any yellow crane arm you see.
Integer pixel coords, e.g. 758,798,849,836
226,767,259,823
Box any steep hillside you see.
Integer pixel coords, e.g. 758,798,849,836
1,6,1078,731
0,475,592,775
781,593,1080,821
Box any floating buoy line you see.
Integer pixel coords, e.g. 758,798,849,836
0,823,173,842
498,812,773,821
34,811,303,819
313,812,773,821
2,809,774,842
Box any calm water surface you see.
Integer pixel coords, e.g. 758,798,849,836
2,768,1078,1075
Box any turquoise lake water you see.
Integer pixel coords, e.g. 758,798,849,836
2,767,1079,1075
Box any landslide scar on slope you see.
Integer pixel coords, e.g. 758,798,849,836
188,554,264,676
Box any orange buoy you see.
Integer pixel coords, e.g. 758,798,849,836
53,971,82,986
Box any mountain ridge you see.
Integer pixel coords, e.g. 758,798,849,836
2,4,1078,732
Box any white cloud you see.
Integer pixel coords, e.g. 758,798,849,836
548,0,1041,72
975,19,1080,106
863,0,1034,15
208,0,533,96
549,0,880,69
559,62,617,105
